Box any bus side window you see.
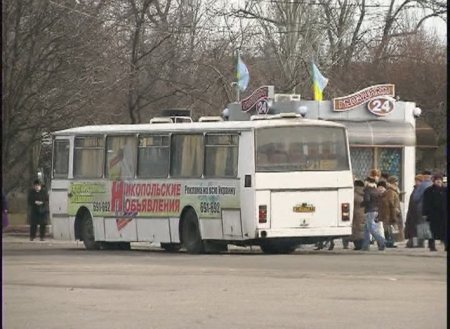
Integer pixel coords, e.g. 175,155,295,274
74,136,105,178
171,134,203,178
53,139,70,178
204,134,238,177
137,135,170,178
106,136,137,179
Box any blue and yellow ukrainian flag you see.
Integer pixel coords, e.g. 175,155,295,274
311,62,328,101
237,55,250,92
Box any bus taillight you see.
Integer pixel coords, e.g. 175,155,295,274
259,205,267,223
341,203,350,221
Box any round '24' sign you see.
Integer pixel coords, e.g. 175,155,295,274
367,96,395,116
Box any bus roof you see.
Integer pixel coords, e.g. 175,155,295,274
52,118,346,136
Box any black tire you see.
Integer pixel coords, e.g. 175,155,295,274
204,241,228,253
260,240,297,254
101,242,130,250
101,242,117,250
160,243,182,252
118,242,131,250
81,215,101,250
260,241,279,254
181,208,204,254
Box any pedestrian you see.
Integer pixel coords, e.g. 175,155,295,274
376,180,389,244
412,170,433,247
342,238,350,249
314,238,335,251
379,172,389,184
404,174,424,248
27,180,49,241
2,192,9,232
384,176,402,247
361,170,385,251
351,179,365,250
422,173,446,251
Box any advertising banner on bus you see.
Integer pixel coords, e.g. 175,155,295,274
68,180,240,219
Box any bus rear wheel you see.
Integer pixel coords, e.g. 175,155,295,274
160,243,181,252
181,209,204,254
260,240,297,254
81,215,101,250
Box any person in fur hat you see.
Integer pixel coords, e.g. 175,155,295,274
376,180,389,244
361,171,386,251
383,176,402,247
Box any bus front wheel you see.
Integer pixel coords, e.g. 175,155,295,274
181,209,204,254
81,215,101,250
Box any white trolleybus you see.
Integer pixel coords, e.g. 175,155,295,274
50,113,353,254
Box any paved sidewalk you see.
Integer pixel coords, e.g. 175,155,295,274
3,224,52,237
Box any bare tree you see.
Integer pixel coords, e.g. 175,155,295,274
2,0,121,192
372,0,447,64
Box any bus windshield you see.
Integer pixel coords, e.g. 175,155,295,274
255,126,349,172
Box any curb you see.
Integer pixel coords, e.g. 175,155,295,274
3,225,53,237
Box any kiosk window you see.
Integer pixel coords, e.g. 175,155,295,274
351,147,402,188
350,148,374,180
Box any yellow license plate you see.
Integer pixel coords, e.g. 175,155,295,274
293,204,315,213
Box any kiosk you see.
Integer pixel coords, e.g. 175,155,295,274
225,84,419,215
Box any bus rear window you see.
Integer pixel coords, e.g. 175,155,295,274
74,136,105,178
256,126,349,172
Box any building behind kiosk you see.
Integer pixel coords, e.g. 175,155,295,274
224,85,419,216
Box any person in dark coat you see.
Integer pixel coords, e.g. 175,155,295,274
422,173,446,251
27,180,49,241
361,171,385,251
404,175,424,248
413,170,433,247
351,180,365,250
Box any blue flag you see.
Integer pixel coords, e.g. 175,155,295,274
237,55,250,92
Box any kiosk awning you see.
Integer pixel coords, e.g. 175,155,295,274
415,118,438,148
336,120,416,146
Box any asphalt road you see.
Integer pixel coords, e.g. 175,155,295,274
2,236,447,329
